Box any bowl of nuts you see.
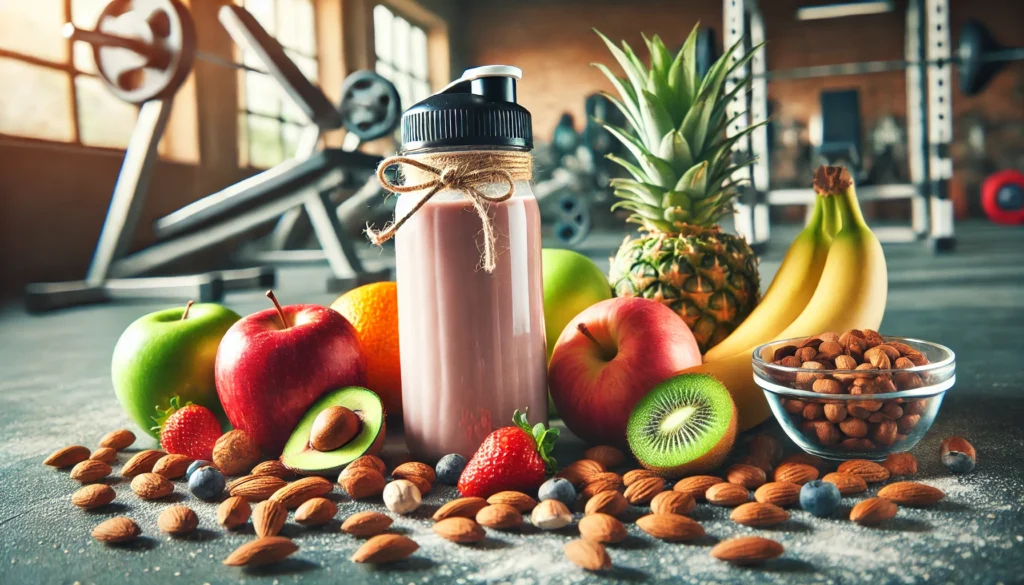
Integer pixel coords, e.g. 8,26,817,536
752,330,955,461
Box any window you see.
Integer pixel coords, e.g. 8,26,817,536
0,0,197,160
373,4,431,111
234,0,318,169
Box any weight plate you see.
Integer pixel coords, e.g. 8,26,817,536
94,0,195,104
339,71,402,142
552,194,591,247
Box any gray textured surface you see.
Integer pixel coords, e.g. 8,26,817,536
2,221,1024,585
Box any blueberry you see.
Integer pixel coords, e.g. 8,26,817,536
188,466,225,500
799,479,841,517
185,460,213,480
942,451,975,473
538,477,576,508
435,454,467,485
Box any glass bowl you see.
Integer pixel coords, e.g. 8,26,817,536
753,335,955,461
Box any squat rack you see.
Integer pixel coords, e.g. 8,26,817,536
724,0,955,252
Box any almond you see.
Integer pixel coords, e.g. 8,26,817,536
295,497,337,526
152,454,192,479
403,473,432,496
772,462,819,485
223,536,298,567
650,491,695,516
940,436,976,464
71,484,115,509
674,475,722,501
392,461,437,484
121,449,166,478
530,499,572,530
158,505,198,535
584,445,626,469
217,496,252,529
622,468,660,486
578,513,626,544
877,481,945,506
90,447,118,464
753,482,801,507
748,434,783,465
636,513,705,541
882,452,918,476
91,517,140,544
584,490,628,517
70,459,111,483
310,406,360,451
581,472,624,499
251,460,294,479
433,517,485,543
738,453,774,474
623,476,665,504
850,497,898,525
131,472,173,500
434,499,489,522
272,476,334,508
824,404,848,423
484,490,535,512
340,468,386,500
725,464,766,489
837,459,890,483
475,503,523,530
213,430,260,476
433,497,489,521
730,502,790,527
821,472,867,495
229,475,288,501
706,482,749,507
839,418,869,438
711,536,784,565
556,459,606,487
44,445,91,468
564,539,612,571
99,429,136,450
351,534,419,563
252,499,287,538
347,455,387,475
342,511,393,537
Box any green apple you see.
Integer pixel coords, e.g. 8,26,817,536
112,303,241,439
542,249,613,414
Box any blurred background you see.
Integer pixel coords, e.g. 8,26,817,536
0,0,1022,308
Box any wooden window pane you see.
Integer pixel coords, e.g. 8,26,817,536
245,70,280,117
392,16,410,73
410,26,427,80
241,49,268,72
278,0,315,56
0,58,74,142
393,72,412,113
375,61,392,80
247,115,283,168
71,0,109,74
282,122,302,158
288,51,318,83
281,94,307,123
75,74,137,148
0,0,68,63
373,5,393,62
245,0,276,34
413,80,430,104
237,111,250,167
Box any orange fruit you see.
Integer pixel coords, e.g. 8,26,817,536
330,282,402,415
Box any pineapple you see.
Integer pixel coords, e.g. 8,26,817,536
595,26,763,353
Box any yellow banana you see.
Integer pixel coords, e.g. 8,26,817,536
703,196,835,362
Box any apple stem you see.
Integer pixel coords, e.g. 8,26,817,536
181,300,194,320
266,290,290,329
577,323,615,361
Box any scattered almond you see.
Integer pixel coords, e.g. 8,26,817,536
152,454,192,479
636,513,705,542
584,445,625,469
44,445,91,468
433,517,485,543
89,447,117,464
252,499,287,537
725,464,767,489
650,491,695,516
837,459,890,483
251,460,293,479
556,459,606,487
564,539,612,571
773,462,819,485
882,452,918,476
272,476,334,509
730,502,790,527
581,472,624,499
217,496,252,529
403,473,432,496
223,536,297,567
71,484,115,509
706,482,749,507
310,406,360,451
121,449,166,478
850,497,898,525
940,436,977,472
531,499,572,530
341,511,393,537
99,429,136,450
392,461,437,484
229,475,288,501
131,472,173,500
295,497,337,526
623,476,664,504
674,475,722,501
91,517,140,544
433,497,488,521
711,536,784,565
158,505,198,536
584,490,628,517
877,481,945,506
748,434,783,465
475,503,523,530
623,468,660,486
213,430,261,476
340,468,386,500
346,455,387,475
578,513,626,544
487,490,537,512
753,482,801,507
821,472,867,495
351,534,418,563
70,459,111,483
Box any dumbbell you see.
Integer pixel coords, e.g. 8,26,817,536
339,70,402,151
981,170,1024,225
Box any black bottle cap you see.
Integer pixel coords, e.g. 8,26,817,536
400,65,532,153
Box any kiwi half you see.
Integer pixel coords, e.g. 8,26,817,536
626,374,737,478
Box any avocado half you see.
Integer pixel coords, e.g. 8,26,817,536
280,386,386,476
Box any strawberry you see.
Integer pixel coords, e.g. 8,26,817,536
152,397,223,461
457,410,559,498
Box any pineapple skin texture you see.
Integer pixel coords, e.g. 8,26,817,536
609,228,760,354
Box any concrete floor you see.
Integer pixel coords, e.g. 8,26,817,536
1,220,1023,584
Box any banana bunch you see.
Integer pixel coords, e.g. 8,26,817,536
681,166,889,430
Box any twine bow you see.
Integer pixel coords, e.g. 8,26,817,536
366,155,517,272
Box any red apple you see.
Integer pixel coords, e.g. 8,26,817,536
215,291,367,456
548,297,702,447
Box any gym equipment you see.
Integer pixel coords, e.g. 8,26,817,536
981,170,1024,225
817,89,863,173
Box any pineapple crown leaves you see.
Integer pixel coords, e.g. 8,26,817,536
512,408,559,474
592,26,767,232
151,395,190,435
